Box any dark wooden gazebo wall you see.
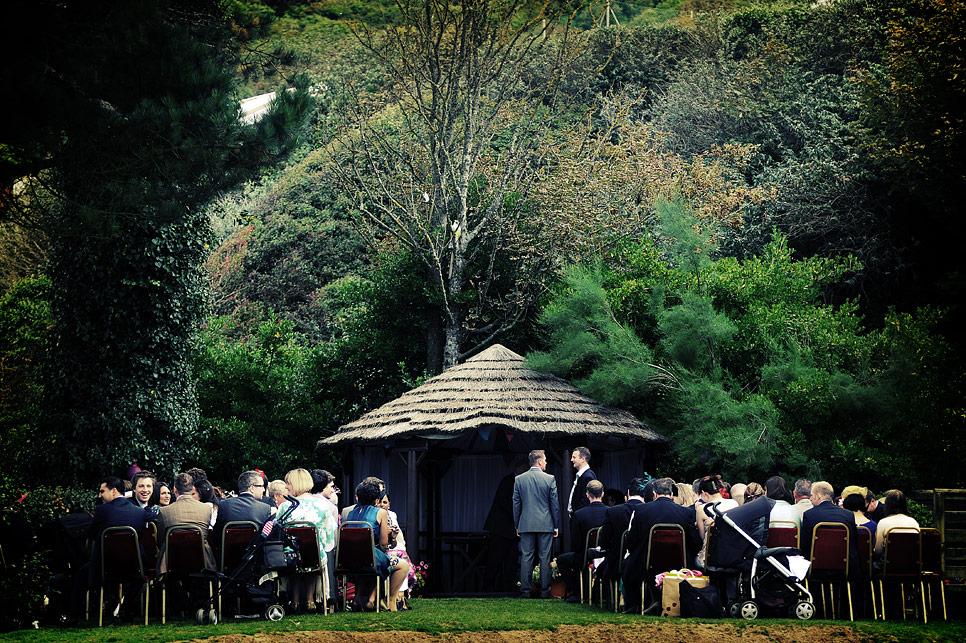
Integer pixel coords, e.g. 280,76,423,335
336,430,660,594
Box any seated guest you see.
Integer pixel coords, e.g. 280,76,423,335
212,471,272,552
380,493,414,609
345,479,410,611
193,478,220,529
267,480,287,513
68,477,148,623
766,475,800,527
793,479,813,521
130,471,155,510
730,483,748,506
874,489,919,555
622,477,702,614
596,478,647,600
556,479,608,603
674,482,697,508
150,482,172,509
843,491,877,541
696,474,738,542
278,468,337,614
341,476,384,521
157,473,215,573
312,469,341,610
743,482,765,504
801,481,859,579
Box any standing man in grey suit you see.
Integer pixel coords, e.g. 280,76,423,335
513,449,560,598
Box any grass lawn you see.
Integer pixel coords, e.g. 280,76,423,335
2,598,963,643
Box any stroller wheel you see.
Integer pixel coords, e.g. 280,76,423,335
738,600,759,620
728,602,741,618
195,608,206,624
207,609,218,625
264,604,285,621
789,601,814,620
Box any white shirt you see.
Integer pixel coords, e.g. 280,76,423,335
568,465,590,514
769,499,801,527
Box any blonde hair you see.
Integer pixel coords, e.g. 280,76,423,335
284,468,313,497
675,482,696,507
267,479,287,499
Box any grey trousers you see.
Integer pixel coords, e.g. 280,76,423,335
519,532,553,596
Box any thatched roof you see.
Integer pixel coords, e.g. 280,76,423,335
320,344,664,447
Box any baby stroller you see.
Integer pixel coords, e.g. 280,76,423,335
704,497,815,620
195,496,302,624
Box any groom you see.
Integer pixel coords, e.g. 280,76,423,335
513,449,560,598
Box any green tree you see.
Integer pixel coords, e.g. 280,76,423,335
0,0,312,483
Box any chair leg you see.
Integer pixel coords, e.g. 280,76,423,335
869,580,877,620
829,583,836,619
162,582,166,625
845,581,853,621
144,579,150,626
900,583,906,620
98,586,104,627
919,580,929,625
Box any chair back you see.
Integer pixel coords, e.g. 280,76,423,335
646,524,687,578
101,526,145,582
767,521,800,549
165,525,206,575
856,525,873,578
881,527,921,579
920,528,943,576
286,521,323,572
221,521,258,572
141,522,158,572
336,521,377,574
581,526,602,568
809,522,849,577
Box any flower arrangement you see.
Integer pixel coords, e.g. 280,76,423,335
410,560,430,596
531,558,561,584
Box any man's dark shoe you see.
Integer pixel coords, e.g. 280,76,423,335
621,606,640,614
586,548,606,558
565,595,581,603
517,592,530,599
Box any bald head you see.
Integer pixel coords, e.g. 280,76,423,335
810,481,834,506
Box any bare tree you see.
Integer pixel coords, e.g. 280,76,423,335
328,0,594,372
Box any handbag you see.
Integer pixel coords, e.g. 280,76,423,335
679,579,723,618
660,570,709,617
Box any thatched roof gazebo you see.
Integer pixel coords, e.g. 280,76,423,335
319,344,665,593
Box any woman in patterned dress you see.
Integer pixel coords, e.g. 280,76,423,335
346,480,410,611
278,468,337,614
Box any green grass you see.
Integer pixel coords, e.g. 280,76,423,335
2,598,964,642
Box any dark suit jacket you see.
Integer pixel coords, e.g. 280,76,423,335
802,500,860,578
570,501,608,555
87,496,148,584
569,468,597,516
622,497,701,584
513,466,560,533
597,498,644,580
211,492,271,550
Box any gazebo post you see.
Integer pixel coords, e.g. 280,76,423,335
406,449,420,563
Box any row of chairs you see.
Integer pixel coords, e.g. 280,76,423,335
767,521,946,622
95,518,395,625
571,521,947,621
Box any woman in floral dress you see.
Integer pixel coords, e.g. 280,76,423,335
278,468,337,614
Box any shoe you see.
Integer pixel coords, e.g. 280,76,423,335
622,606,640,614
306,601,316,613
517,592,531,599
586,548,606,557
643,601,661,615
565,595,580,604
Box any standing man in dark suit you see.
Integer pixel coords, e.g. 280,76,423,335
622,477,702,613
513,449,560,598
212,470,272,555
558,479,608,602
596,478,647,603
68,476,148,623
568,447,597,521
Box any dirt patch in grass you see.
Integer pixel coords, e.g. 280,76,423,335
191,622,866,643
